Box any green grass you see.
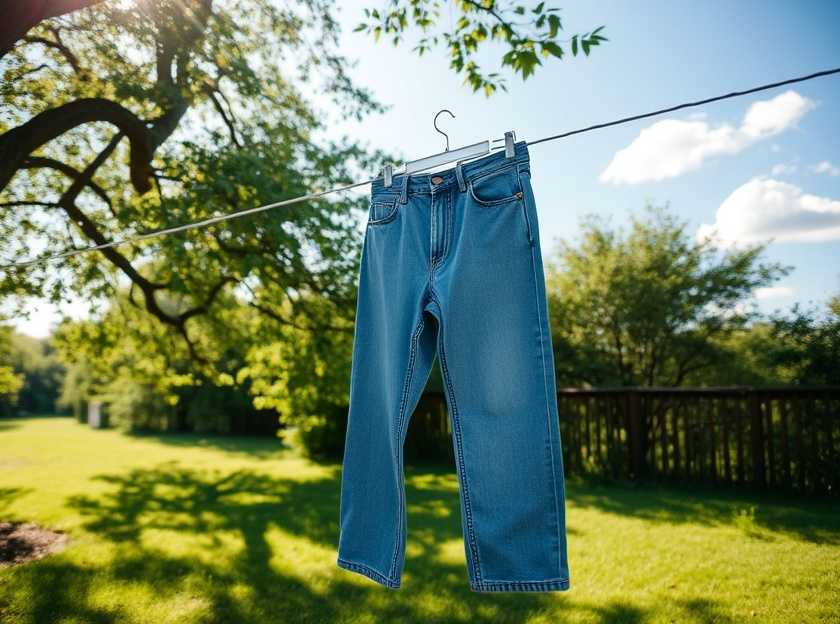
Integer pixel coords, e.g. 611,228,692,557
0,416,838,623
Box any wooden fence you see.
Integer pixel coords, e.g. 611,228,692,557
409,387,840,495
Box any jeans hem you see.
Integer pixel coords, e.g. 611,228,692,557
469,578,570,593
336,557,401,589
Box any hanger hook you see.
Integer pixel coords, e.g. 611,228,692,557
433,109,455,152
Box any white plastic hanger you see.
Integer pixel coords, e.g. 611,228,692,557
382,110,516,187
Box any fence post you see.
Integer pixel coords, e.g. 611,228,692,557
628,389,646,478
749,392,766,487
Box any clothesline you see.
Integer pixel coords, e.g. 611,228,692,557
4,65,840,271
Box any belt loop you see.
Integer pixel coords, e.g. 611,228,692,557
399,172,409,204
455,162,466,192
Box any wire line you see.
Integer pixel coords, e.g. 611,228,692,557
528,66,840,145
4,65,840,270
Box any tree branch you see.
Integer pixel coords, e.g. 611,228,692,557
0,200,61,209
178,276,238,323
22,156,112,211
0,98,153,194
204,85,242,148
21,34,81,72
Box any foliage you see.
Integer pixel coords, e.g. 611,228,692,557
236,292,354,453
7,332,66,414
0,322,25,415
56,359,95,422
51,289,234,432
50,284,346,437
356,0,607,95
687,294,840,386
1,0,385,368
104,376,177,432
687,322,782,386
761,295,840,385
546,203,790,387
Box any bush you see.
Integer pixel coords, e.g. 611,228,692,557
183,382,275,435
291,405,349,459
104,379,176,432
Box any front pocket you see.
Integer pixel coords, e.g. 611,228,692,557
467,166,524,206
367,197,399,226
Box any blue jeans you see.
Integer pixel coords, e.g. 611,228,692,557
336,142,570,593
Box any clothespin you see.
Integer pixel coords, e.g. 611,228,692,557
383,163,393,188
504,131,516,158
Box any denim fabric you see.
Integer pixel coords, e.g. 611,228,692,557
336,141,570,593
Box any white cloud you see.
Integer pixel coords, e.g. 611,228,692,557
740,91,814,138
600,90,815,184
811,160,840,176
771,163,797,176
755,286,795,300
697,177,840,245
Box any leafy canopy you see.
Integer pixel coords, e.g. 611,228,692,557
546,204,790,387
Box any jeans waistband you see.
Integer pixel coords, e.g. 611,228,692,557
371,140,530,200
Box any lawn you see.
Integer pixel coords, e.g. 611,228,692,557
0,416,838,623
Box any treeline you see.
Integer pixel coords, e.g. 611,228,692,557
2,204,837,459
0,329,63,417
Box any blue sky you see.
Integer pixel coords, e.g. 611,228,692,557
11,0,840,337
327,0,840,308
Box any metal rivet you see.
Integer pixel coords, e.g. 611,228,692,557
431,176,444,185
516,191,524,199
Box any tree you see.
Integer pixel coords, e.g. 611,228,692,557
0,321,25,415
8,332,66,414
356,0,607,95
1,0,387,366
1,0,605,369
0,0,104,58
762,295,840,385
546,203,790,387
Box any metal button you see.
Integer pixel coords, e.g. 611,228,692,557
431,176,444,185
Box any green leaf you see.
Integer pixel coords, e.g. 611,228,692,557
548,14,561,38
542,41,564,58
571,35,578,55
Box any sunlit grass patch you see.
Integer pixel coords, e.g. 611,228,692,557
1,416,838,623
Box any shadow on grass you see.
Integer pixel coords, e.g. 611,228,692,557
121,430,289,460
0,419,22,432
0,487,32,511
9,454,834,622
568,475,840,545
2,461,655,624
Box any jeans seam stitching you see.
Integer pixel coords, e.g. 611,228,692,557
470,578,570,592
517,166,534,245
527,238,563,577
467,162,519,186
387,314,425,581
430,196,438,270
431,291,483,586
337,557,400,588
435,190,453,272
467,179,524,207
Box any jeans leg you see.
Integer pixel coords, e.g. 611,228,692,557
336,193,437,588
431,171,570,593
